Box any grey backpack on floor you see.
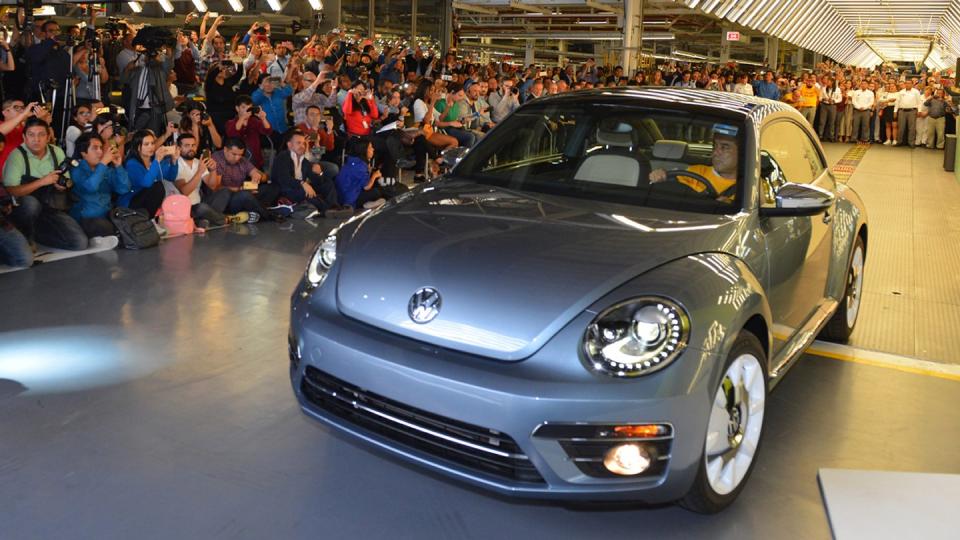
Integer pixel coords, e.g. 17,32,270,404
109,207,160,249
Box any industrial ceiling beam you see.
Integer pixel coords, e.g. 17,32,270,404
509,0,553,16
585,0,623,15
452,1,499,15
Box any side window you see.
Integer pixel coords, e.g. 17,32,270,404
760,121,826,186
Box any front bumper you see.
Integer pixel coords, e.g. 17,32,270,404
289,283,724,503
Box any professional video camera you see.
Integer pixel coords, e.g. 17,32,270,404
132,26,176,56
103,17,127,35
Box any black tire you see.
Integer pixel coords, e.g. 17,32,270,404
679,331,767,514
820,235,866,343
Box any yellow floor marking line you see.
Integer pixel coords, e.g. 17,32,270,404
806,340,960,382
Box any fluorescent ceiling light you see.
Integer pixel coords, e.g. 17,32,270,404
158,0,174,13
227,0,244,12
642,32,675,40
674,50,706,60
266,0,283,11
577,20,606,25
127,2,143,14
191,0,208,12
32,6,56,16
307,0,323,10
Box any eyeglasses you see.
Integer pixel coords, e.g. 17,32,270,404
6,105,24,111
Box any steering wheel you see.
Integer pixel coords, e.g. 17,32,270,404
658,169,720,199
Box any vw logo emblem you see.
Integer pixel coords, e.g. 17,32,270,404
408,287,442,324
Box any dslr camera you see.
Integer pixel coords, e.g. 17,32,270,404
55,159,79,188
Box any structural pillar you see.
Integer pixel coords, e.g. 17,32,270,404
720,27,731,63
558,40,568,67
440,0,453,53
622,0,643,73
411,0,417,41
367,0,375,39
765,37,779,70
794,48,804,70
525,39,535,67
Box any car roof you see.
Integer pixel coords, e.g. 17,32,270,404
530,87,795,122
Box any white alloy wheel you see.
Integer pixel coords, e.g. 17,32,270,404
846,243,865,329
704,353,766,496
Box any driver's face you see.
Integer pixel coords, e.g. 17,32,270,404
712,137,738,177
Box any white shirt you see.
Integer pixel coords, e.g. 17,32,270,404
850,89,875,110
175,157,209,206
733,83,754,96
819,86,842,104
413,99,430,124
895,88,923,112
290,150,305,181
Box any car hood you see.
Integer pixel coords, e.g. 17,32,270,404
336,182,744,361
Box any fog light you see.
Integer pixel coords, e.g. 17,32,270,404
603,443,651,476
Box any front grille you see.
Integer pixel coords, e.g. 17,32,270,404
301,366,544,484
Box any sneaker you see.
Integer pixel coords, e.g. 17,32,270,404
268,201,295,217
362,198,386,210
247,211,261,224
226,212,250,224
196,219,211,230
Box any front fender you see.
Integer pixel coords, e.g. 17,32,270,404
587,253,773,370
827,183,868,300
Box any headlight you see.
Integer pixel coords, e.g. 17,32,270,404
306,234,337,287
583,298,690,377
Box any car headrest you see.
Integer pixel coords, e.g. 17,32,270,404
652,140,688,161
574,154,640,187
596,120,635,148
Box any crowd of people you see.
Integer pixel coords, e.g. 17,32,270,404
0,8,956,269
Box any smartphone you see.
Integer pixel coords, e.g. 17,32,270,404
441,74,453,82
202,149,211,161
208,11,219,18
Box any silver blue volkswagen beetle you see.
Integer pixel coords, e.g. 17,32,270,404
289,88,868,513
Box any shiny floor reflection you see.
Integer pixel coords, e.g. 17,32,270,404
1,220,958,540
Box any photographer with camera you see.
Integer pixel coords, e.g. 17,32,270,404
122,129,178,221
0,101,52,170
178,101,222,154
252,74,294,148
25,20,70,100
121,27,176,136
226,95,272,169
491,78,520,123
69,131,130,237
1,117,87,251
203,61,242,136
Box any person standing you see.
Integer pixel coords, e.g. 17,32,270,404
916,87,932,147
796,76,819,127
894,79,922,148
817,77,842,142
925,88,953,150
850,80,875,144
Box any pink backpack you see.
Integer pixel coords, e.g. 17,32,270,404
159,194,195,236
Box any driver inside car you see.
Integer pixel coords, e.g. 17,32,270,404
648,124,739,201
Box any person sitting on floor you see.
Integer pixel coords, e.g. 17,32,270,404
1,117,88,251
173,133,230,227
69,132,131,237
122,129,179,219
271,130,348,218
208,137,280,222
335,136,408,211
0,184,32,267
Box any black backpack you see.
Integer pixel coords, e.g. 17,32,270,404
109,207,160,250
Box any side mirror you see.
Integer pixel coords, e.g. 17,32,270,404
760,182,835,217
441,146,469,170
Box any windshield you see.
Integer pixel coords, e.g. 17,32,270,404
454,102,745,213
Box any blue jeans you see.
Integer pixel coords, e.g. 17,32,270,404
10,196,88,251
0,224,32,267
445,128,478,148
